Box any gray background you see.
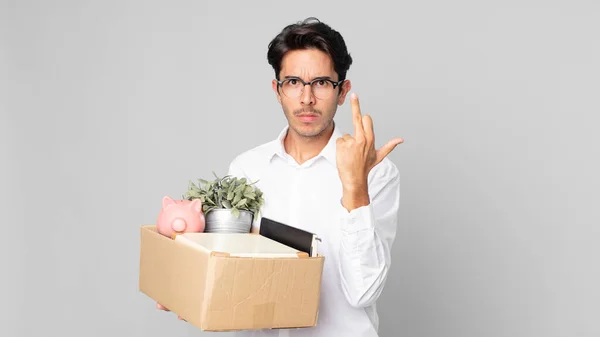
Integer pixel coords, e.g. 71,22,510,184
1,1,599,336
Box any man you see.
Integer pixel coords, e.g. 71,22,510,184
159,17,403,337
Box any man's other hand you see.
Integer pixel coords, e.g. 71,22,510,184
156,302,186,321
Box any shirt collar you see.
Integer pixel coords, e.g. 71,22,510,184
269,122,342,167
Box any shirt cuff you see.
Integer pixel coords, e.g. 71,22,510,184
339,200,375,233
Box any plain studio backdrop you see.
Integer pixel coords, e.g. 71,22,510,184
1,1,599,336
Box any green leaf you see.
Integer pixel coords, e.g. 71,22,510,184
231,207,240,218
222,200,232,209
232,193,242,204
216,191,223,207
205,196,215,205
236,198,247,208
204,206,218,215
203,204,216,213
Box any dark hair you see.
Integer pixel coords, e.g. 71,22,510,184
267,17,353,82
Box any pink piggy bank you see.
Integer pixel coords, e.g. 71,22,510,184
156,196,205,238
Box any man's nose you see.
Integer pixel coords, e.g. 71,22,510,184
300,84,316,105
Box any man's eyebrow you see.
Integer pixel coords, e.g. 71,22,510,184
312,76,333,80
283,75,334,80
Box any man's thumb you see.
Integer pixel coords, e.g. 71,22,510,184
376,138,404,161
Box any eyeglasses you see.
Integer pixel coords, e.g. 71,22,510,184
276,77,344,100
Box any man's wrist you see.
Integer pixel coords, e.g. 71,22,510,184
341,182,370,212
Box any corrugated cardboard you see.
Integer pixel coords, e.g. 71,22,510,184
138,225,325,331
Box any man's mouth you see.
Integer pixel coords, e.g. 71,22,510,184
298,114,318,122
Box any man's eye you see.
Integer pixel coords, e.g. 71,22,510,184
289,79,298,85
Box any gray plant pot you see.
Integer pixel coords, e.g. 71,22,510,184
204,208,254,233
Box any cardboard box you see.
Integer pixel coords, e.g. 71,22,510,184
138,225,325,331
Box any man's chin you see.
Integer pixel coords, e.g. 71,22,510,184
292,123,328,138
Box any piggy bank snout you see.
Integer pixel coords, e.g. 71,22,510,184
171,218,187,232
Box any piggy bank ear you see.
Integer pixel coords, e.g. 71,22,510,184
189,199,203,213
162,195,176,208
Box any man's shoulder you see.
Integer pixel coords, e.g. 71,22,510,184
228,138,278,176
230,139,276,164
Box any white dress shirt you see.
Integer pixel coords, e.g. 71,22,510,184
227,122,401,337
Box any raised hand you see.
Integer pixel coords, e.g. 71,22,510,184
336,93,403,193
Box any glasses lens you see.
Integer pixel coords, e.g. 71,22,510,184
311,80,333,99
281,79,302,98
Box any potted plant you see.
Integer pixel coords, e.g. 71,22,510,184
182,172,265,233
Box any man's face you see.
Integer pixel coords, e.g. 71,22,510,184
272,49,351,138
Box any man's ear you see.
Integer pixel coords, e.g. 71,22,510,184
337,79,352,105
272,79,282,104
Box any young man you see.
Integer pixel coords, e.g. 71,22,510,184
158,17,403,337
227,17,404,337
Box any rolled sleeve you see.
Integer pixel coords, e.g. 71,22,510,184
337,161,400,308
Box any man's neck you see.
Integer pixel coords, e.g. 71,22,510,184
283,122,334,165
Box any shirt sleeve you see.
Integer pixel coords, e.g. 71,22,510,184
337,160,400,308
